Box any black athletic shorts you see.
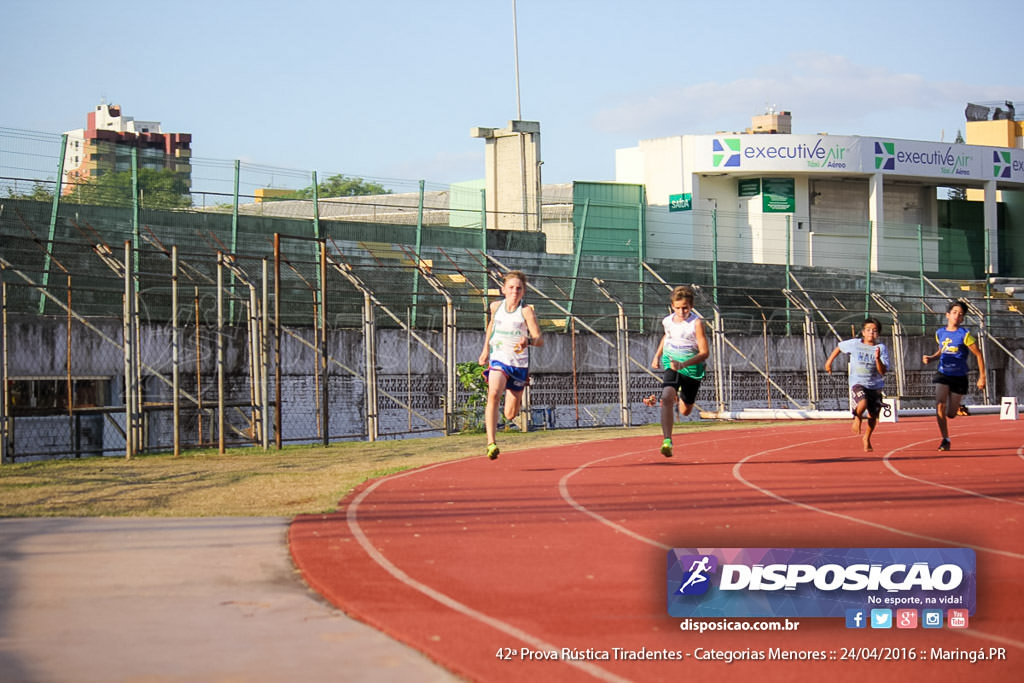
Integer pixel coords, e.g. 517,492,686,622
850,384,884,419
933,372,969,396
661,368,701,406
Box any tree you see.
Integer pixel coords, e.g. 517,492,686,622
68,168,192,209
288,174,391,199
5,182,54,202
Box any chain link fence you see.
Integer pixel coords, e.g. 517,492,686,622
3,223,1023,463
3,125,1024,462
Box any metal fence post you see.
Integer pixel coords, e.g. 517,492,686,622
123,241,135,458
261,258,270,450
230,160,240,323
38,134,67,315
273,234,282,449
217,252,225,455
445,298,457,436
918,224,926,335
1,271,9,463
711,207,719,307
319,240,329,446
363,291,378,441
593,278,631,427
865,220,873,316
412,179,424,327
172,245,180,456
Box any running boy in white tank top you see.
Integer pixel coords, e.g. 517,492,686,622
478,270,543,460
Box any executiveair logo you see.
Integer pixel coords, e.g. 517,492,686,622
712,138,741,167
875,142,896,170
993,150,1013,178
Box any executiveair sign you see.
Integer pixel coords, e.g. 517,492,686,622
873,141,975,177
709,135,852,171
992,149,1024,179
693,135,1024,184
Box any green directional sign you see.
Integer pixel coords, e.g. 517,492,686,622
762,177,795,213
669,193,692,211
738,178,761,197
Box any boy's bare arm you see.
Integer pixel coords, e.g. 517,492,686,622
686,320,710,366
522,305,543,347
968,342,986,388
478,303,497,364
824,346,842,373
651,336,666,368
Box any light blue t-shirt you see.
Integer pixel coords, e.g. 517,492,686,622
837,338,889,390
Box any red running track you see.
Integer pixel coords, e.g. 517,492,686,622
290,416,1024,682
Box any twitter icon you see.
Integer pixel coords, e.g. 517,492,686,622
870,609,893,629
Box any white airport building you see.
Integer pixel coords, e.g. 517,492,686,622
614,108,1024,276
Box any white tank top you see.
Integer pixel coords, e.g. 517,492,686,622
661,311,705,379
489,302,529,368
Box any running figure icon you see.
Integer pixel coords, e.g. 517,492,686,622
678,556,713,594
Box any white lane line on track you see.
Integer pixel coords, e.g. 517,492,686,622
882,430,1024,506
556,431,809,551
557,430,1024,652
346,459,632,683
732,435,1024,561
729,432,1024,652
557,432,827,548
559,448,671,551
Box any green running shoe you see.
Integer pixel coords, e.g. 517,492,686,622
660,438,673,458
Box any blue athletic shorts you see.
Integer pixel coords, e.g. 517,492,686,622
485,360,530,393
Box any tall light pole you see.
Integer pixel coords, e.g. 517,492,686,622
512,0,522,120
512,1,528,229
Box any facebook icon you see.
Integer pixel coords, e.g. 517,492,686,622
845,609,867,629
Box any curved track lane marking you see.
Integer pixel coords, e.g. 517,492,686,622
559,447,670,550
346,459,632,683
731,435,1024,560
556,431,786,551
557,428,1024,652
731,433,1024,651
346,426,1024,664
882,430,1024,506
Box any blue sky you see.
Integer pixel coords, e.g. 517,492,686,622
4,0,1021,189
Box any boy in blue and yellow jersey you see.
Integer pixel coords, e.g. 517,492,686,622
922,300,986,451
